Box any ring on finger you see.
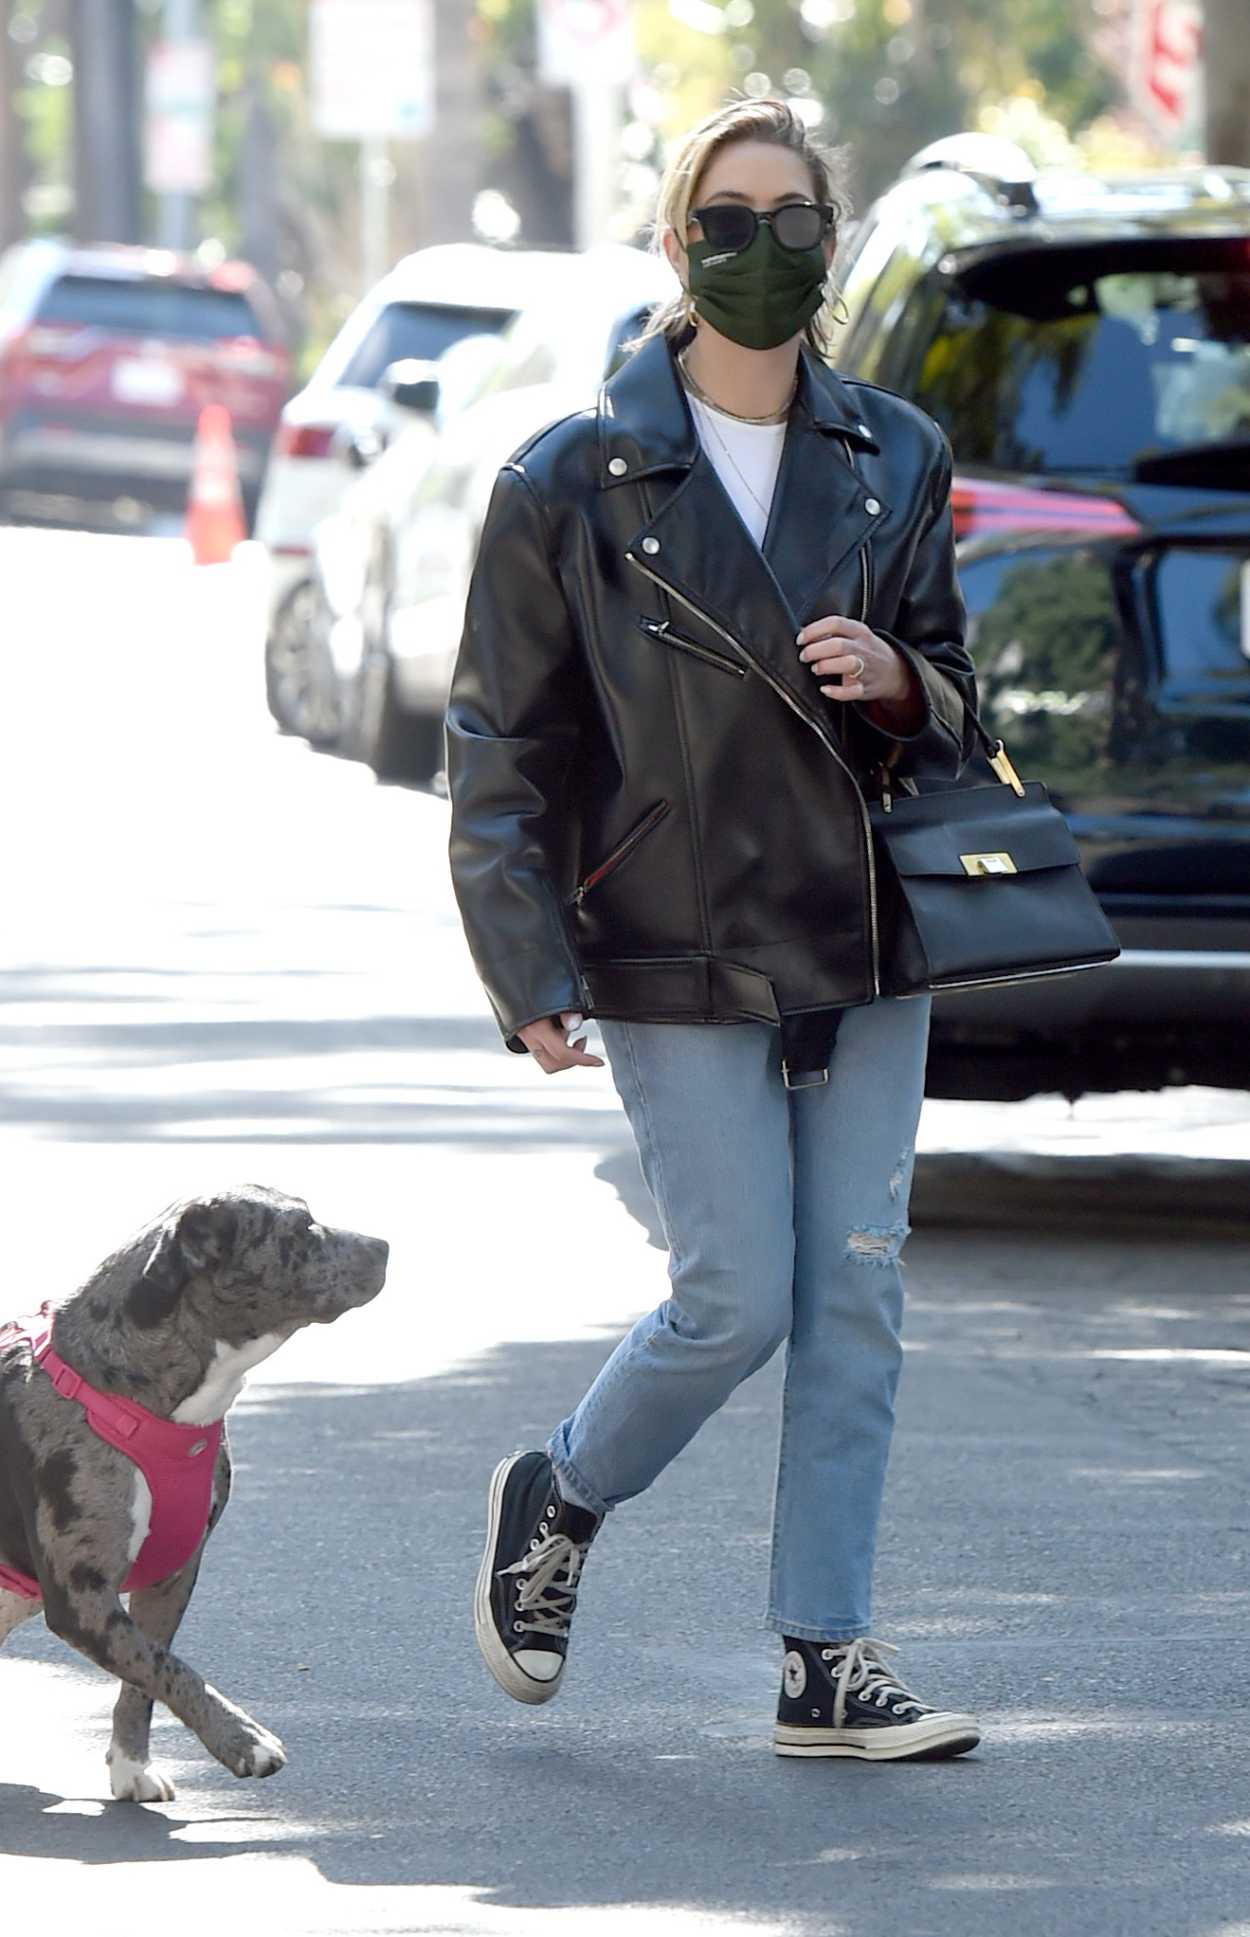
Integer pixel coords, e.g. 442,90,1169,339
849,653,866,679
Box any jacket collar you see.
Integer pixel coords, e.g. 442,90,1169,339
597,330,880,487
602,334,890,732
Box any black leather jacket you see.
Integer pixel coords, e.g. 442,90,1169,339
447,331,976,1052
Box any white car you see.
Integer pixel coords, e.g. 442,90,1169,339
258,243,558,737
308,243,679,783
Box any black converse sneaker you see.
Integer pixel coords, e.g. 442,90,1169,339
474,1450,600,1705
774,1637,980,1761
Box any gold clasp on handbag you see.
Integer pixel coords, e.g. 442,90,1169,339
960,851,1018,876
988,740,1026,797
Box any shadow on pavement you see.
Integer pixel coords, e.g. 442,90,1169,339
0,1783,283,1862
6,1255,1250,1933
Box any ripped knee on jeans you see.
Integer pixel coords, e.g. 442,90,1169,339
845,1223,908,1266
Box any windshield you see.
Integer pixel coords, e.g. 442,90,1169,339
338,301,516,389
36,275,262,341
906,240,1250,477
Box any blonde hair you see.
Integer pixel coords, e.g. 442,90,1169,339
641,97,851,358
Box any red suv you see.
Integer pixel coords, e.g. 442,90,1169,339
0,239,291,526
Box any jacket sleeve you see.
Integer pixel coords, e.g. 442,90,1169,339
851,430,977,780
445,463,588,1053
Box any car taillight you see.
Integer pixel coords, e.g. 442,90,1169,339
951,475,1140,543
275,423,337,460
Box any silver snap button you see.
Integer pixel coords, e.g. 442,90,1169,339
641,535,661,555
864,498,881,515
188,1439,208,1458
608,456,628,477
857,422,871,438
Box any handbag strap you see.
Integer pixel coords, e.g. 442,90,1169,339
964,705,1026,796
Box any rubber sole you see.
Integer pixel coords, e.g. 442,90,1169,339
473,1453,565,1707
774,1716,981,1761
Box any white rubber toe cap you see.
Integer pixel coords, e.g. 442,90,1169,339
517,1649,564,1684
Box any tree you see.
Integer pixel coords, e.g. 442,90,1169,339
70,0,141,242
1203,0,1249,168
0,0,25,248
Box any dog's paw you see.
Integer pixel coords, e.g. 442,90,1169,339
220,1720,287,1780
107,1749,177,1803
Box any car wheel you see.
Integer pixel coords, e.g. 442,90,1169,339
264,579,342,746
354,647,443,785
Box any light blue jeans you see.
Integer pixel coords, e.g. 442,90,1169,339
548,997,931,1642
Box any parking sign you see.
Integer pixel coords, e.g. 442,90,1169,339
310,0,434,140
538,0,635,86
1130,0,1203,140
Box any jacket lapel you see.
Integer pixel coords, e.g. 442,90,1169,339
762,403,883,627
599,335,886,738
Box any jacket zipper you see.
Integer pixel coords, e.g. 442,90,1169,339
626,552,880,995
568,799,671,906
636,615,747,679
857,544,872,624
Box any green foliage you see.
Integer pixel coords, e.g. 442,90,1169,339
473,0,1117,219
716,0,1115,204
973,550,1122,784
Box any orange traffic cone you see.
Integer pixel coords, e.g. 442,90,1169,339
186,404,246,565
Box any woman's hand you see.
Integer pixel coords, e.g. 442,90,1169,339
518,1012,605,1075
797,616,924,732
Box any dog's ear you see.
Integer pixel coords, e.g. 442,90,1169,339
174,1201,240,1274
130,1201,240,1328
130,1221,188,1328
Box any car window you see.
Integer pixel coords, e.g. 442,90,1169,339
338,302,515,388
36,275,262,341
899,240,1250,477
1154,552,1250,707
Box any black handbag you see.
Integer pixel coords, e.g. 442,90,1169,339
867,720,1121,998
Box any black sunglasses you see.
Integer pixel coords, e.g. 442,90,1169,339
690,200,835,258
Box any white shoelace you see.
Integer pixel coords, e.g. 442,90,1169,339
499,1528,586,1641
820,1638,927,1728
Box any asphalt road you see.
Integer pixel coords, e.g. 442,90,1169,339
1,530,1249,1937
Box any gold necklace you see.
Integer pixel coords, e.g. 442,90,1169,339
678,351,796,426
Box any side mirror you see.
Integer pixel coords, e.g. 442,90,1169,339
346,426,385,469
382,358,441,416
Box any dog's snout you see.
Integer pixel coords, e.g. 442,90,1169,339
350,1231,389,1302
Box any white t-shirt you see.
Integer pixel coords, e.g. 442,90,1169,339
687,392,786,549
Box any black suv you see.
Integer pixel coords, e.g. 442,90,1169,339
834,135,1250,1101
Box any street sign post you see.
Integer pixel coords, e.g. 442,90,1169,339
538,0,635,247
538,0,634,86
146,39,214,196
310,0,435,290
1129,0,1203,145
310,0,434,141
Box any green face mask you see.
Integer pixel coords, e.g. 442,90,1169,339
687,225,828,352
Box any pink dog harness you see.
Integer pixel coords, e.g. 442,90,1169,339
0,1305,224,1602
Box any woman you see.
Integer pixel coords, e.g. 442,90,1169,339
447,98,980,1761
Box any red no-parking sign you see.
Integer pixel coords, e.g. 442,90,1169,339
538,0,635,85
1130,0,1203,139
